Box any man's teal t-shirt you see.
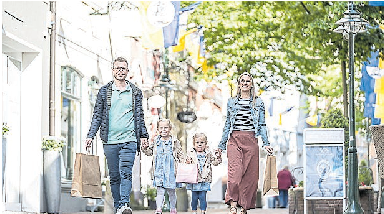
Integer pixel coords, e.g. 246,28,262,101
107,82,136,144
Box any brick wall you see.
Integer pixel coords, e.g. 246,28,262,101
359,187,375,214
288,187,375,214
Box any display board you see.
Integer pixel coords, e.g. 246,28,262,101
303,128,345,214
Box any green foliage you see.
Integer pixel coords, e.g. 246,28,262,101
320,108,349,148
321,108,348,129
42,136,66,151
298,181,304,187
145,185,157,201
308,65,344,98
2,123,10,136
358,160,373,186
320,108,349,179
186,1,384,95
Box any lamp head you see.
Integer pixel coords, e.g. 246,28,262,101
333,1,369,36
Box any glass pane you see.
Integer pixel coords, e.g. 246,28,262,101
61,97,70,178
61,68,66,91
73,74,80,98
61,97,81,180
65,68,72,94
61,66,82,98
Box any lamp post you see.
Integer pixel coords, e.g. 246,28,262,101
333,2,368,214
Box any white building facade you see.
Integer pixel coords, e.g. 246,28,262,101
2,1,115,212
2,1,50,212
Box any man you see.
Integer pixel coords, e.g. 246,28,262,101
86,56,148,214
277,166,294,208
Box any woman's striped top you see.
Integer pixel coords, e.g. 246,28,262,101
233,99,255,131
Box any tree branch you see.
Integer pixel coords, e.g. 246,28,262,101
300,2,311,15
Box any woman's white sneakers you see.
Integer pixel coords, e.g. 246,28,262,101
116,204,132,214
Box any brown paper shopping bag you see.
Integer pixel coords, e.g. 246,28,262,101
263,155,279,196
71,153,102,199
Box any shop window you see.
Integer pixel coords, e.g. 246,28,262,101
61,66,82,180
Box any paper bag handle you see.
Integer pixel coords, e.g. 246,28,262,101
86,143,94,155
267,150,274,156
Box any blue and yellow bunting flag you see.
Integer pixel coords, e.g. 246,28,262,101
140,1,180,49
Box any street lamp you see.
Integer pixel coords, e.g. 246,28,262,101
333,2,368,214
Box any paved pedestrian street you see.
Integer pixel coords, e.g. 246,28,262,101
133,208,289,214
61,208,289,214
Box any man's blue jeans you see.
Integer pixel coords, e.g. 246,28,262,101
278,189,288,208
103,142,136,209
191,191,207,211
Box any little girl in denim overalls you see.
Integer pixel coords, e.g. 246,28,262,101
141,119,185,214
186,133,222,214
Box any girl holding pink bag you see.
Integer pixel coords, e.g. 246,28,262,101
186,133,222,214
141,119,185,214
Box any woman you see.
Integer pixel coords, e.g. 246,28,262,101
216,72,273,214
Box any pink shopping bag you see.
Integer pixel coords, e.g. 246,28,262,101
176,163,198,184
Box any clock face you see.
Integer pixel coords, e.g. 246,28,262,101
147,1,175,28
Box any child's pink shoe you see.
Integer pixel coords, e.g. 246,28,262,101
170,209,177,214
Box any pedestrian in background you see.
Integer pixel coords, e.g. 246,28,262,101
141,119,185,214
85,56,149,214
185,133,222,214
277,166,294,208
216,72,273,214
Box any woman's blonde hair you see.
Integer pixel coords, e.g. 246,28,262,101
192,133,207,146
236,72,258,102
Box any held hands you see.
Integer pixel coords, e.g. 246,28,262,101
186,157,193,164
140,138,149,149
215,149,222,159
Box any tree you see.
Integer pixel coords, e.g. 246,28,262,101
358,160,373,186
270,1,383,116
321,108,349,179
186,1,384,97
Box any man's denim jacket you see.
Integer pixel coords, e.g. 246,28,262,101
218,96,269,151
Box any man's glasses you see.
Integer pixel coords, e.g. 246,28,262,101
113,67,128,71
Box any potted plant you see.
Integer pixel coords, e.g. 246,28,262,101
145,185,157,209
42,136,65,214
42,136,66,151
2,122,10,137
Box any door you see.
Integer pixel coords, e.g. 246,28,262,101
2,54,22,211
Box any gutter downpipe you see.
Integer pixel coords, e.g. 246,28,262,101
49,1,56,136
